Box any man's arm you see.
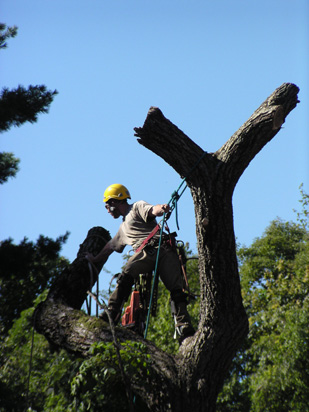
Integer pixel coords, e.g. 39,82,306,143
85,240,114,264
149,203,170,218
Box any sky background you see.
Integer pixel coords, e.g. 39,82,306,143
1,1,308,305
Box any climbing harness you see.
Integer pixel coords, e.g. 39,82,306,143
87,151,206,330
134,223,161,254
123,151,207,339
143,155,207,338
121,237,196,337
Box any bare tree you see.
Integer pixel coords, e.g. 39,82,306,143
34,83,299,412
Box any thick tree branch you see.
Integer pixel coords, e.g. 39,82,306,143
46,226,111,308
215,83,300,188
134,83,299,192
34,299,181,411
134,106,209,182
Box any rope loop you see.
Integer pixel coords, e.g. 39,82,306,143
169,190,181,229
144,150,208,339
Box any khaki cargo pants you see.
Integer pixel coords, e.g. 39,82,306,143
122,245,183,292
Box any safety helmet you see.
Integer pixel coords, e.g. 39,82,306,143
103,183,131,203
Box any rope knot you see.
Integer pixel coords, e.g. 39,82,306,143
171,190,180,201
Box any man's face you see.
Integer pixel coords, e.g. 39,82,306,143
105,199,121,219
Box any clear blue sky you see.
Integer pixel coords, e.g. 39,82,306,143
1,1,308,298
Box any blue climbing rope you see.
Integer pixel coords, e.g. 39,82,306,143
143,150,207,339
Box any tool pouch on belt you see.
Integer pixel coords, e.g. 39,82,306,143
164,231,177,249
147,231,177,250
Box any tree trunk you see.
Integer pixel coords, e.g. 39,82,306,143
34,83,299,411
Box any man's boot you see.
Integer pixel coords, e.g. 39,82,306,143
170,290,195,343
100,273,134,325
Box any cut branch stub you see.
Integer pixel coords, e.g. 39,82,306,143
134,106,207,181
34,226,111,351
46,226,111,309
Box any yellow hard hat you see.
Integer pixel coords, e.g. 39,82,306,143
103,183,131,203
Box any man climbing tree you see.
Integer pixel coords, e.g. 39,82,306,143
34,83,299,412
86,183,195,342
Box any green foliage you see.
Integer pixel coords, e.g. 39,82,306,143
294,183,309,230
70,341,151,411
1,298,152,411
0,152,20,183
0,24,58,184
0,23,17,49
0,296,81,412
0,23,74,411
0,85,58,133
0,233,70,335
217,187,309,412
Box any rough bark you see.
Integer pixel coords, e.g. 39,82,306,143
34,83,299,412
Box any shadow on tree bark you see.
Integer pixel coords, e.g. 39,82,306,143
34,83,299,412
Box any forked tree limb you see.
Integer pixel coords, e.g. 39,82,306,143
134,83,299,191
34,83,300,412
